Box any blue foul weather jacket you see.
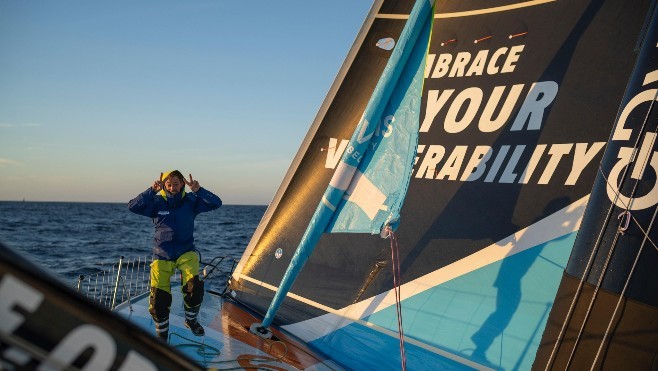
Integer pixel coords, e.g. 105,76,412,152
128,187,222,261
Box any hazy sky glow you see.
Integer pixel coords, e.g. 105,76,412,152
0,1,373,204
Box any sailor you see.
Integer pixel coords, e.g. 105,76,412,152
128,170,222,341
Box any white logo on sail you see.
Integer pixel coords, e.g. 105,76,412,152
343,171,387,220
608,73,658,211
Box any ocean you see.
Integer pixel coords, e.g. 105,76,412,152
0,201,266,292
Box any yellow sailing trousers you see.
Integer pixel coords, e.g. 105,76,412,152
149,250,205,321
150,251,199,294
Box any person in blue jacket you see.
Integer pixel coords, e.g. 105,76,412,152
128,170,222,341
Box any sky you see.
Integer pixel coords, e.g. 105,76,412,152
0,1,373,205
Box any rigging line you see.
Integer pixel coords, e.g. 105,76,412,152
618,118,658,250
545,162,633,369
563,158,645,368
544,102,656,370
564,226,624,369
597,81,658,213
597,114,658,251
595,96,658,241
564,87,658,368
608,88,658,212
615,90,658,211
567,84,658,352
629,211,658,252
590,204,658,370
387,227,407,371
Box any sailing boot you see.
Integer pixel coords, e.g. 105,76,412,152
153,317,170,343
156,330,169,343
149,286,173,343
184,318,205,336
182,274,205,336
184,307,205,336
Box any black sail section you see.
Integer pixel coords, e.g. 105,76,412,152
409,0,648,276
234,0,649,321
0,242,202,371
535,2,658,369
230,0,651,368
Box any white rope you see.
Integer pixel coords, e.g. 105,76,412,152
546,86,658,369
590,205,658,369
385,226,407,371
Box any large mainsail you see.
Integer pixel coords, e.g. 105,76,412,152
230,0,652,369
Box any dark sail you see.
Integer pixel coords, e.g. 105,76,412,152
230,0,652,369
0,242,202,370
535,2,658,369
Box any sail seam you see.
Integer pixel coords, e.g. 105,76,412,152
239,275,337,314
376,14,410,19
377,0,557,20
435,0,556,18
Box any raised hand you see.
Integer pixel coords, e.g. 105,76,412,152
152,173,164,191
184,174,200,192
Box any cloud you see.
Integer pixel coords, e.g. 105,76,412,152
0,158,22,166
0,123,42,128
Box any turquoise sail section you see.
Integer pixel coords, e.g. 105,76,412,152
308,232,575,370
326,8,431,234
258,0,434,329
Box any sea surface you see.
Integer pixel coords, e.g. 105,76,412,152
0,201,266,292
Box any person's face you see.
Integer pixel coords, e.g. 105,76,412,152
164,176,184,195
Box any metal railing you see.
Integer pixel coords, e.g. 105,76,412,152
74,254,238,311
76,255,152,310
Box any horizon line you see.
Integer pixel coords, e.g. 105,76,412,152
0,199,268,207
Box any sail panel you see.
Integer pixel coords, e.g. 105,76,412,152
537,1,658,368
231,0,652,369
258,0,434,329
327,1,432,234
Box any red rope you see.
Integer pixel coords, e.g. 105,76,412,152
387,227,407,371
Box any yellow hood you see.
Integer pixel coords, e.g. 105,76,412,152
161,170,177,181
